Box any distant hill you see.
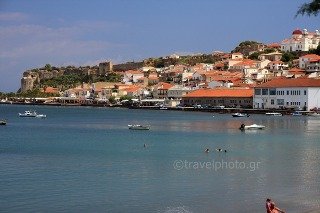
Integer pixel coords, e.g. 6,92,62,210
232,41,266,56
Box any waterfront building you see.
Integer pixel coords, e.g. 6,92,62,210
253,78,320,110
167,85,193,99
181,88,253,108
152,82,174,99
281,29,320,52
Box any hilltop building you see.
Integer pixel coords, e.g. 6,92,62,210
98,61,113,75
281,29,320,52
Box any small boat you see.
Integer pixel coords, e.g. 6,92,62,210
128,124,150,130
292,112,303,116
0,119,6,125
239,123,265,131
307,112,320,117
18,110,37,117
36,114,47,118
159,107,168,110
232,113,249,117
265,112,282,116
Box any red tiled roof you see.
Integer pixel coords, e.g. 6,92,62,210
156,82,173,90
267,43,281,48
288,68,305,73
300,54,320,59
183,88,253,98
292,29,303,35
233,59,256,67
255,78,320,88
125,70,143,75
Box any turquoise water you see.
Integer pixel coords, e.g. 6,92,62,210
0,105,319,212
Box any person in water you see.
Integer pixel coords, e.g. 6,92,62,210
204,148,209,153
216,148,222,152
270,202,285,213
266,198,272,213
266,199,285,213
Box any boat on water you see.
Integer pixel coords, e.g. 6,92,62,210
307,112,320,117
292,112,303,116
232,113,249,117
265,112,282,116
239,123,265,131
18,110,37,117
0,119,6,125
128,124,150,130
18,110,47,118
36,114,47,118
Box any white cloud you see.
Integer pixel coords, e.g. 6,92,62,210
0,12,28,22
0,20,127,59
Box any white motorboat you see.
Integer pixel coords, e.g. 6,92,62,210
265,112,282,116
128,124,150,130
0,119,6,125
232,113,249,117
239,123,265,130
18,110,37,117
36,114,47,118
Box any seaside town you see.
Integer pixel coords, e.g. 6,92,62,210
3,28,319,114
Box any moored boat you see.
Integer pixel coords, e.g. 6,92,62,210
307,112,320,117
239,123,265,130
265,112,282,116
128,124,150,130
232,113,249,117
292,112,303,116
36,114,47,118
18,110,37,117
0,119,6,125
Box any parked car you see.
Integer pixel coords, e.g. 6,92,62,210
193,104,203,109
213,105,225,109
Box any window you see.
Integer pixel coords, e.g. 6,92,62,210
277,99,284,105
271,99,274,105
262,89,268,95
304,90,307,95
269,89,276,95
287,91,289,95
255,89,261,95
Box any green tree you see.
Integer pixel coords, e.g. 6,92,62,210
44,64,52,71
120,95,133,101
309,44,320,55
281,52,295,62
296,0,320,17
108,96,116,104
248,52,260,60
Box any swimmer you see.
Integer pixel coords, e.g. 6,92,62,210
204,148,209,153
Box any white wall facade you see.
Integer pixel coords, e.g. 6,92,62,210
253,87,320,110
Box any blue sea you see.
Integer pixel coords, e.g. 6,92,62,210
0,104,319,213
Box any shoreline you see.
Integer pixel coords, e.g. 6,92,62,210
0,101,312,115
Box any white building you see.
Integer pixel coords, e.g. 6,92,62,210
167,85,193,99
281,29,320,52
123,70,144,83
253,78,320,110
299,54,320,70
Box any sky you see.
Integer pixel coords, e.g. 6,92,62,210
0,0,319,92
